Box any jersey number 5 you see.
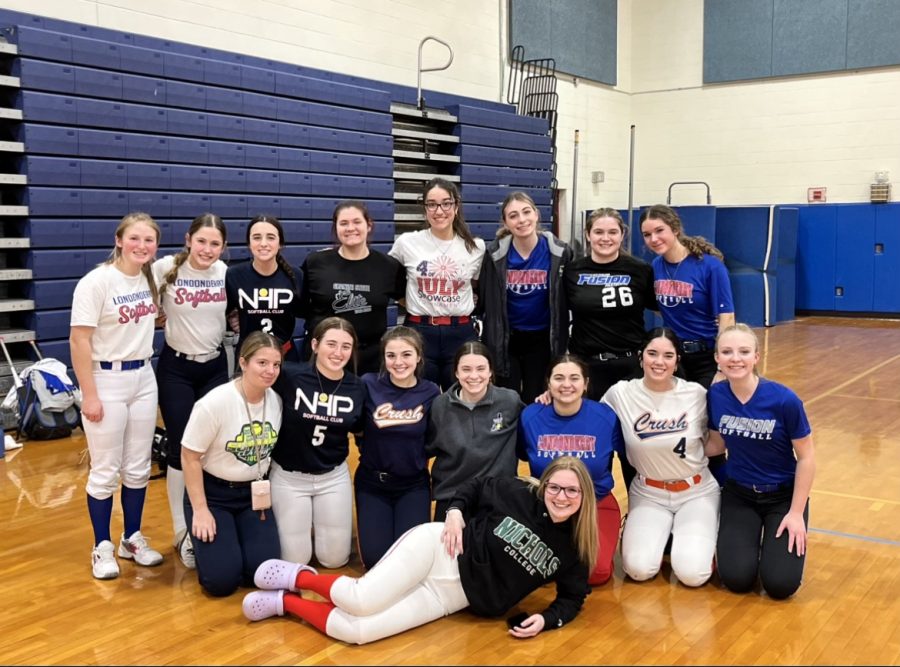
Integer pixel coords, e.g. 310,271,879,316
311,424,327,447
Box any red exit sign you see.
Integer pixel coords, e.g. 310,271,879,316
808,187,827,203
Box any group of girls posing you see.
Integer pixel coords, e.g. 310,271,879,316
70,192,814,646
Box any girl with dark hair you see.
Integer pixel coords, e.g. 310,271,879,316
389,178,486,389
269,317,366,569
70,212,163,579
478,191,573,404
602,327,719,588
299,201,406,376
355,326,440,567
225,215,304,363
425,341,523,521
517,354,624,585
152,213,229,569
706,324,815,600
181,332,284,596
243,457,597,644
640,204,735,388
564,207,657,400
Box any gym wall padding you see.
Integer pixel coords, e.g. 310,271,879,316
509,0,617,85
704,0,900,83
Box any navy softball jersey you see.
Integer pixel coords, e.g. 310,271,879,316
359,373,441,478
271,361,366,473
517,401,622,498
707,378,811,487
225,261,303,350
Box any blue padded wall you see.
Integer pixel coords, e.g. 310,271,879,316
509,0,616,85
705,0,900,82
774,206,799,323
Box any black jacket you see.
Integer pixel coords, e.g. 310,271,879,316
448,476,590,630
476,232,573,377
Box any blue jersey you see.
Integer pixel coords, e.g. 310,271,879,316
506,235,551,331
517,400,622,498
360,372,441,478
651,253,733,343
707,378,811,486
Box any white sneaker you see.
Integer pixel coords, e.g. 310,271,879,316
92,540,120,580
118,531,164,566
254,558,317,592
243,590,284,622
177,532,196,570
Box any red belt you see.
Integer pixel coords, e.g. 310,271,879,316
643,473,702,492
406,314,471,326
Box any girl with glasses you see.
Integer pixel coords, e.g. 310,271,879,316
242,456,597,644
517,354,624,586
389,178,486,389
602,327,720,588
477,191,573,404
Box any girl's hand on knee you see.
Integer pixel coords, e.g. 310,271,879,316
775,511,806,556
192,509,217,543
508,613,545,639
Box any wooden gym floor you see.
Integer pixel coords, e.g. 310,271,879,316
2,315,899,665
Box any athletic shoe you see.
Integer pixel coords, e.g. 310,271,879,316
92,540,120,580
243,590,284,622
177,532,196,570
118,530,164,566
254,558,317,592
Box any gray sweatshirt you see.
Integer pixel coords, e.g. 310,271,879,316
425,383,525,502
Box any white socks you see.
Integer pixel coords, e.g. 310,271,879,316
166,468,187,546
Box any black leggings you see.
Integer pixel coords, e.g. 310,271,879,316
496,328,551,404
716,481,808,600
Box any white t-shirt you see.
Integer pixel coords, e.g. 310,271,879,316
70,263,158,362
182,381,283,482
152,255,227,354
602,377,709,481
389,229,485,317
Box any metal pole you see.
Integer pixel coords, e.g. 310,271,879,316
571,129,580,254
627,124,635,252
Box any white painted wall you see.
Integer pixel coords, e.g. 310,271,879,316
4,0,899,224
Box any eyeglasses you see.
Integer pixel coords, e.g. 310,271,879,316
424,200,456,212
545,483,582,499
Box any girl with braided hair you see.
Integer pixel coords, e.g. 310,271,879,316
152,213,229,569
226,215,304,363
640,204,735,388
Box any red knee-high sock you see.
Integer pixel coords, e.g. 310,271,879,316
283,593,335,635
296,571,343,602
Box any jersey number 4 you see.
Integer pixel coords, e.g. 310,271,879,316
672,437,687,459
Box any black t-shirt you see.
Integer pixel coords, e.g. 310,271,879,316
299,249,406,348
563,253,655,355
225,261,303,350
271,361,366,473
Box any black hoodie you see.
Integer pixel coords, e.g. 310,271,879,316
448,476,590,630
